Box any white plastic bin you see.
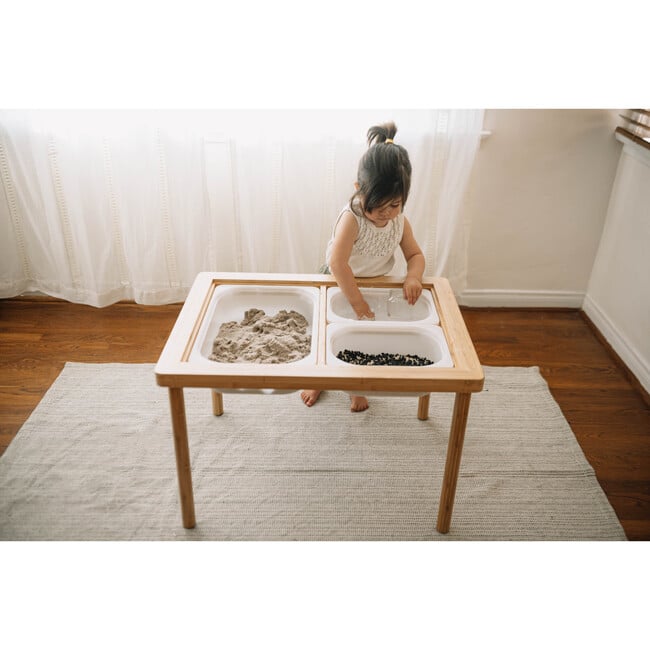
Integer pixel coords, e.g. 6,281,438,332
326,322,453,396
327,287,439,324
191,284,320,394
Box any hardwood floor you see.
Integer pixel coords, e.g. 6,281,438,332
1,299,648,540
462,308,650,541
0,299,182,455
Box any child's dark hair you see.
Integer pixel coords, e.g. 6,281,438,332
350,122,412,217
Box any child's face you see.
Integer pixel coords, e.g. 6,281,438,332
364,198,402,227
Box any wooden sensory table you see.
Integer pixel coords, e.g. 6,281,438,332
155,272,484,534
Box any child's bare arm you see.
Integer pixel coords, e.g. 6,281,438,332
400,218,425,304
328,212,374,319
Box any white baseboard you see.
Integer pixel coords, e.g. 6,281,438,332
582,294,650,394
458,289,585,308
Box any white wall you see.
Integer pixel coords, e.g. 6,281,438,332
460,109,621,306
583,138,650,393
454,109,649,392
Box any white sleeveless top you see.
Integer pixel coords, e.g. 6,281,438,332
325,203,405,277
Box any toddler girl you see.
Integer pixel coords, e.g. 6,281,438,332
301,121,425,411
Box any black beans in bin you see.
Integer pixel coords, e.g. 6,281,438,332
336,349,434,366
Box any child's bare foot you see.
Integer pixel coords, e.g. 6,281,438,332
301,390,322,407
350,395,369,412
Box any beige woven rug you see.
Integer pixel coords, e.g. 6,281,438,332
0,363,626,540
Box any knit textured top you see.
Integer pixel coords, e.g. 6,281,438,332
325,203,405,277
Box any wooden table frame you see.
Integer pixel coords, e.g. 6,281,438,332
155,272,484,534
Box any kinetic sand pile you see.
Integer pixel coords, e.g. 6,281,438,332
210,308,311,364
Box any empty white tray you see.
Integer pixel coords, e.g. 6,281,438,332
327,287,439,324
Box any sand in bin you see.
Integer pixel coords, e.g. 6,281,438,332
210,308,311,364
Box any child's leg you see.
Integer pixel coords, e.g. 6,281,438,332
300,390,322,406
301,390,368,411
350,395,369,412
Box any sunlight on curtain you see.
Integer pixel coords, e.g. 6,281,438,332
0,109,483,306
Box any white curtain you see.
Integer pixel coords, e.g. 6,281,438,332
0,109,483,306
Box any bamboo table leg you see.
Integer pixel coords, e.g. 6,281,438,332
436,392,472,534
417,394,430,420
212,390,224,416
168,387,196,529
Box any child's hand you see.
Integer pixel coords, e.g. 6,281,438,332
352,300,375,320
403,277,422,305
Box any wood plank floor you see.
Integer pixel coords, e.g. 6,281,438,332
1,299,648,540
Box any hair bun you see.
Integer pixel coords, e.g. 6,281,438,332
367,121,398,146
